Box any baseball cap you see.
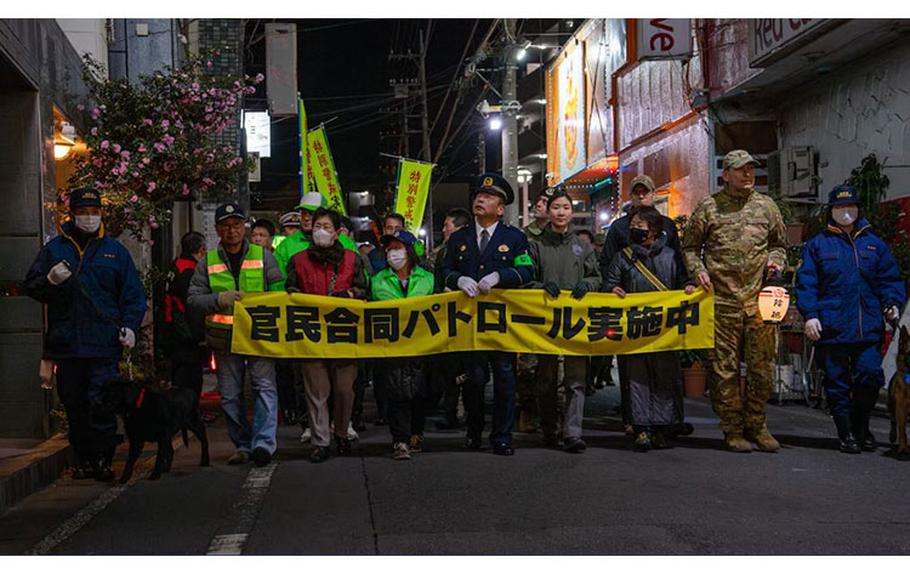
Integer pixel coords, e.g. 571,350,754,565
296,192,327,212
380,229,418,248
828,184,859,206
629,174,656,194
722,150,759,170
69,187,102,209
215,203,246,224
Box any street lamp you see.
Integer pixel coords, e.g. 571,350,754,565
489,117,502,131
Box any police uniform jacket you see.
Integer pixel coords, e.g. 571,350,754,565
442,221,534,290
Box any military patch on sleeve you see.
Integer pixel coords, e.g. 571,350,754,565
513,253,533,267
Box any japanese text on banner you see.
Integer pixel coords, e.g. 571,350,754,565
307,126,347,214
394,159,433,232
231,289,715,359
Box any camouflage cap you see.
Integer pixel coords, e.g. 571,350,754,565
722,149,759,170
629,174,656,194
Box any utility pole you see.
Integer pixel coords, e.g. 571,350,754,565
501,19,520,225
477,131,486,174
418,28,434,250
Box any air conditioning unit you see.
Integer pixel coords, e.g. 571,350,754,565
767,146,817,198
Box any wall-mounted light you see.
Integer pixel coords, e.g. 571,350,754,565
489,117,502,131
54,122,76,160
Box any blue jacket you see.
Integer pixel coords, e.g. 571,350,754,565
24,221,147,359
796,219,905,345
442,221,534,290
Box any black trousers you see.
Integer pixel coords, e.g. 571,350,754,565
439,352,465,422
56,358,120,461
389,398,426,444
275,361,297,417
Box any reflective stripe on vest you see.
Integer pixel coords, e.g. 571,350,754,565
206,244,265,329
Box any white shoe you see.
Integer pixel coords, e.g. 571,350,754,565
347,422,359,440
300,427,312,444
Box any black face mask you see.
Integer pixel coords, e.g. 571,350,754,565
630,227,649,245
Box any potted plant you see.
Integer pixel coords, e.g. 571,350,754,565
680,349,708,398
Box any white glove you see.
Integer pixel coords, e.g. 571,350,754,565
119,327,136,349
457,276,479,298
477,272,501,294
886,305,900,324
47,261,72,285
805,318,822,342
218,290,243,309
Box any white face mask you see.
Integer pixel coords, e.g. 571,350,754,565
312,228,334,247
387,249,408,270
832,206,858,227
75,215,101,234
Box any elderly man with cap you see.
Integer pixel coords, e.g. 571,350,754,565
797,184,905,453
24,187,147,481
188,203,284,467
683,150,789,453
442,172,535,455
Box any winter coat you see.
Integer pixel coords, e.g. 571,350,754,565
600,211,680,276
527,225,601,291
186,239,284,353
371,265,435,301
796,218,906,345
24,221,147,360
285,242,369,299
603,235,692,293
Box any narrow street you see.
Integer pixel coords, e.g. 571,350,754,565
3,383,909,555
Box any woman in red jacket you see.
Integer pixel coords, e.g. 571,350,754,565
286,208,369,462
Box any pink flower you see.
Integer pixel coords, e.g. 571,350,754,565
137,144,146,153
150,222,159,229
162,134,175,146
147,181,157,192
255,73,264,82
161,119,170,128
142,157,150,165
149,239,155,246
142,118,153,127
130,195,139,203
154,143,166,153
120,150,130,159
203,177,215,186
111,167,120,176
92,158,102,168
100,140,110,150
77,104,85,111
112,143,121,153
90,127,98,136
118,165,128,175
206,61,213,68
192,82,200,91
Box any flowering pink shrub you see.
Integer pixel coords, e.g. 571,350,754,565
69,54,263,240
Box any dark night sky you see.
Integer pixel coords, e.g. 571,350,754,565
246,19,493,212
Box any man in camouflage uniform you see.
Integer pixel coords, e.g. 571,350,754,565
682,150,788,453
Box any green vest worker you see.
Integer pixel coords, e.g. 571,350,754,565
187,203,284,468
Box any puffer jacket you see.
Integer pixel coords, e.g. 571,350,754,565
23,221,147,359
603,234,692,293
527,224,601,291
796,218,906,345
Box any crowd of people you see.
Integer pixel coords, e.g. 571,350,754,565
23,149,907,481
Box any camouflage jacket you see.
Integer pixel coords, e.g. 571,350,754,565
524,219,546,242
682,187,788,307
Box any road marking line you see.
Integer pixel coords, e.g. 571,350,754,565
25,437,185,555
205,462,277,555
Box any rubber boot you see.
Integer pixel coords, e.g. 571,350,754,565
834,415,861,454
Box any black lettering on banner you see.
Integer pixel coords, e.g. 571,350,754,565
666,301,699,335
446,301,473,337
285,306,321,342
511,314,546,326
324,307,360,344
477,302,507,334
626,306,664,339
364,308,399,343
246,306,281,342
587,307,624,342
403,305,442,338
547,307,586,340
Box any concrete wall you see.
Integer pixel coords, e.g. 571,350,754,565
56,19,108,78
0,19,90,438
778,37,910,200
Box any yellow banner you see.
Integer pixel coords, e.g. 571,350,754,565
307,126,347,215
230,289,715,359
394,159,433,232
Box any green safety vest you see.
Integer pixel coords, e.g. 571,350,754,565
206,244,265,329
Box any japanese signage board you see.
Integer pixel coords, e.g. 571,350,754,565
243,111,271,158
306,125,347,215
394,159,433,233
556,41,586,183
265,23,298,117
231,289,715,359
636,19,692,61
749,19,828,67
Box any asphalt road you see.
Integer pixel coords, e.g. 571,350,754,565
2,381,910,555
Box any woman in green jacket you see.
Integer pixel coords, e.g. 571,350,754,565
370,230,435,460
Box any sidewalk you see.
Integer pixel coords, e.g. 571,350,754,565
0,434,73,514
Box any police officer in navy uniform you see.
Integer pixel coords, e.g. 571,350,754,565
442,173,535,455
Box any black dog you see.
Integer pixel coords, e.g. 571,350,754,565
100,381,210,482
